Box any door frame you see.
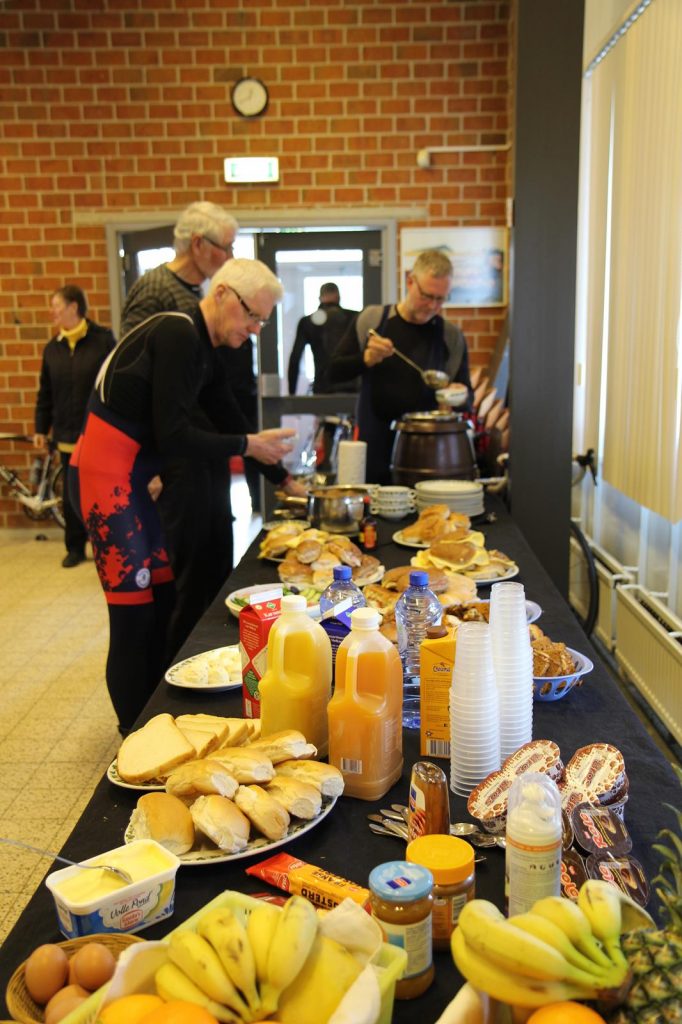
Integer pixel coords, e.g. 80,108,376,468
105,208,408,336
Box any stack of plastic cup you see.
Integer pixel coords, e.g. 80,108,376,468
489,581,533,760
449,621,501,797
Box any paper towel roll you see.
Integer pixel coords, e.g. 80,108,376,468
336,440,367,485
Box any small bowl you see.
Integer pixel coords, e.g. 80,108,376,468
533,648,594,701
436,386,469,409
6,932,143,1024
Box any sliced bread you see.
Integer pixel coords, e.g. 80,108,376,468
117,713,195,783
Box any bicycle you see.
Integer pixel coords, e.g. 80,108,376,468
0,433,65,528
569,449,599,635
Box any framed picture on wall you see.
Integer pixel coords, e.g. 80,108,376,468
401,226,508,307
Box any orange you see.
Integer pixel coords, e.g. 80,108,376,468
139,1001,220,1024
97,993,164,1024
527,1003,607,1024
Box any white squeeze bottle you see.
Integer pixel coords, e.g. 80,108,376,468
505,771,562,915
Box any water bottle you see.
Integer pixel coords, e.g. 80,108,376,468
395,570,442,729
319,565,366,615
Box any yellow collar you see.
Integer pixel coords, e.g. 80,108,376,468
58,319,88,350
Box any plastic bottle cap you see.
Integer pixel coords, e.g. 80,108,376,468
350,606,380,630
368,860,434,901
333,565,352,581
406,835,475,883
280,594,307,613
409,570,428,586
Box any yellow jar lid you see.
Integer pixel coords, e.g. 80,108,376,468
406,834,475,884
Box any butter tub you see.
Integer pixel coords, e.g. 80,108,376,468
45,839,181,938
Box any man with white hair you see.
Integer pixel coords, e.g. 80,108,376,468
70,259,298,732
120,200,238,335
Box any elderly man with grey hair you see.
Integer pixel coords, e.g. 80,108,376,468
120,200,238,336
70,259,300,733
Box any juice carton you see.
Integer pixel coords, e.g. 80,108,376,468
320,601,353,687
419,625,456,758
239,587,282,719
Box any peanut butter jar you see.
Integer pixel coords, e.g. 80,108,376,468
368,860,434,999
406,834,475,950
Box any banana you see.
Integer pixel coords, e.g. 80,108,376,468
275,934,362,1024
198,907,261,1016
245,900,281,988
259,894,319,1015
167,929,253,1019
451,926,596,1009
509,911,623,986
155,961,242,1023
456,900,605,989
577,880,627,969
530,895,615,970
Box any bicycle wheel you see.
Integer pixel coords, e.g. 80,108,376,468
568,520,598,635
49,463,66,528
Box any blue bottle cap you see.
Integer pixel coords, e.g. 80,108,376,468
333,565,352,580
369,860,434,902
409,570,428,587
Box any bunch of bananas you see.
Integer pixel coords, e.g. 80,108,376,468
155,895,362,1023
451,879,654,1010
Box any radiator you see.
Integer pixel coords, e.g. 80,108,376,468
592,542,635,652
615,586,682,745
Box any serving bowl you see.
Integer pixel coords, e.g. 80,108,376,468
532,648,594,701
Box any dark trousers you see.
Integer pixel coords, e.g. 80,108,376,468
60,450,88,555
158,458,234,664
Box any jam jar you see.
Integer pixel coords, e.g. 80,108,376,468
368,860,434,999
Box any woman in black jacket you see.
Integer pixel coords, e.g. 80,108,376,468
34,284,116,566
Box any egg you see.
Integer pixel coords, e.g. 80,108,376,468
69,941,117,991
23,943,69,1005
44,983,90,1024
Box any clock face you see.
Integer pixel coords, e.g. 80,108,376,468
231,77,269,118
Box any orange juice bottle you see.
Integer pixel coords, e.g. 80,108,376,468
328,606,403,800
259,594,332,756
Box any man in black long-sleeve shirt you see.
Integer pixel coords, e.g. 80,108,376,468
328,249,473,484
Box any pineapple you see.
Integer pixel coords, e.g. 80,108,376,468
607,765,682,1024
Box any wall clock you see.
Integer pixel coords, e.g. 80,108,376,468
231,77,269,118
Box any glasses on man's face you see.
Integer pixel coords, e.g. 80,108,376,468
227,285,269,329
412,276,448,305
204,236,234,257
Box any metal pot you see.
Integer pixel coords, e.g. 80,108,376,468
277,485,370,534
390,410,476,488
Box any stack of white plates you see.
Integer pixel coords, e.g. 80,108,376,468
414,478,485,517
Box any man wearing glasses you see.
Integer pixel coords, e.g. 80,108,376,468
329,248,473,484
70,259,299,733
120,201,238,336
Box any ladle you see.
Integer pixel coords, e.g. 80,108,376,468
368,330,449,389
0,838,134,884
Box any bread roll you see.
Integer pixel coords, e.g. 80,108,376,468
248,730,318,764
275,759,345,798
190,795,250,853
209,747,276,783
129,792,194,855
117,714,194,783
265,776,322,819
234,785,290,841
165,759,239,800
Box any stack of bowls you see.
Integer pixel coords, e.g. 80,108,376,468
414,479,485,518
370,485,416,520
449,621,501,797
489,581,533,760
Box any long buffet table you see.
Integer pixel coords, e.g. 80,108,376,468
1,499,679,1021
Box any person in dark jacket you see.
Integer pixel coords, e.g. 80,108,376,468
34,284,116,567
287,282,358,395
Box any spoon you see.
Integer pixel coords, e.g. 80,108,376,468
0,838,133,884
368,330,449,390
379,808,408,823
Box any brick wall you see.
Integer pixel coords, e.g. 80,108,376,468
0,0,513,527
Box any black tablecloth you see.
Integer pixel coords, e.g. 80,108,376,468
1,500,678,1021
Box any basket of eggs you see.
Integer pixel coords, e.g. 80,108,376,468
6,934,143,1024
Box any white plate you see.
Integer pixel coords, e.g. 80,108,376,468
107,759,165,791
125,795,337,865
165,646,242,692
526,600,542,624
415,479,483,495
472,565,519,586
392,530,429,549
225,583,322,619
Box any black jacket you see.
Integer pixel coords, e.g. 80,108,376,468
35,321,116,443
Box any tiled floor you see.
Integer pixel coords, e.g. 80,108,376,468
0,476,260,944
